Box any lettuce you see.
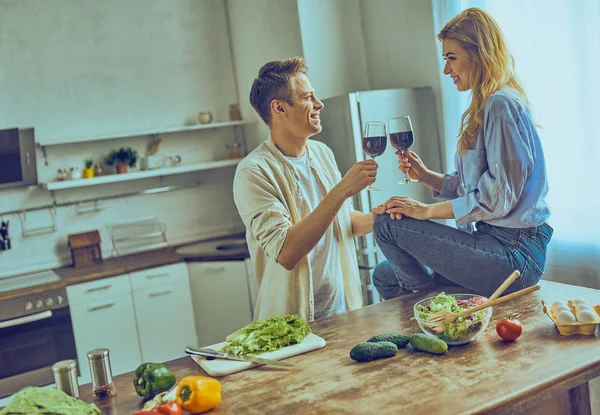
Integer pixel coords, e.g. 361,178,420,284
417,292,487,340
219,314,311,356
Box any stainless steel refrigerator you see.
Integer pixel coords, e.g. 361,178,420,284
317,87,444,305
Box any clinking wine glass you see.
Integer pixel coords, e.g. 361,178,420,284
390,116,417,185
362,121,387,191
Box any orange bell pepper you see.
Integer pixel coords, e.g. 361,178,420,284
176,376,221,413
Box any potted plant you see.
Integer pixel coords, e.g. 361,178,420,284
83,159,94,178
105,147,138,174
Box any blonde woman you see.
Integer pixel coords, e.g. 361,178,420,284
372,8,552,300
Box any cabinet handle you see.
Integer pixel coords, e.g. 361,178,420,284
84,285,112,293
206,267,226,273
87,303,116,312
148,290,173,298
146,273,169,279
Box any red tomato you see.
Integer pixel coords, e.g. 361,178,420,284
496,318,523,341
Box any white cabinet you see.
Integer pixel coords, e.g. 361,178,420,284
67,262,197,381
188,261,253,347
130,263,197,363
67,275,141,383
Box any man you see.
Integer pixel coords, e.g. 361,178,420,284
233,57,382,322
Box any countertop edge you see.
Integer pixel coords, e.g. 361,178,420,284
0,233,249,302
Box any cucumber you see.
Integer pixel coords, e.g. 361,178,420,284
367,333,410,349
409,333,448,355
349,341,398,362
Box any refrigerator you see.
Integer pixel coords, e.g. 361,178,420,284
317,87,444,305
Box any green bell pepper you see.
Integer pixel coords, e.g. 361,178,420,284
133,363,176,399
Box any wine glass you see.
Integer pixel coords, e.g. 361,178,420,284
390,116,417,184
362,121,387,191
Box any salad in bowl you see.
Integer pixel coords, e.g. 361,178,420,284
413,292,492,345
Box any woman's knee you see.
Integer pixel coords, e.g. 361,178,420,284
373,214,390,238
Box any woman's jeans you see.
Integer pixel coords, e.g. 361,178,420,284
372,215,554,300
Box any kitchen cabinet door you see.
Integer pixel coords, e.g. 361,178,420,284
132,278,197,363
68,291,141,384
188,261,253,346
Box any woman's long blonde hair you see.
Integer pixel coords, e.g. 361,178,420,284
438,8,528,153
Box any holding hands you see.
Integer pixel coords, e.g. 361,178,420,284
375,196,432,221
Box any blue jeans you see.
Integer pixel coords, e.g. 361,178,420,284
372,215,553,300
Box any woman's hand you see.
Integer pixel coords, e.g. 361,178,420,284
384,196,432,220
398,150,428,182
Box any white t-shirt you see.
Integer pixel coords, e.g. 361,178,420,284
287,152,348,319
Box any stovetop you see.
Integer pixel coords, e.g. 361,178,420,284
0,270,61,295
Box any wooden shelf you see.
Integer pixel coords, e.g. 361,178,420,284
40,158,242,190
37,119,255,146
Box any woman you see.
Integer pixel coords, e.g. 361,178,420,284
372,7,552,300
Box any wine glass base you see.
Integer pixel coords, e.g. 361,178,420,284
397,178,418,185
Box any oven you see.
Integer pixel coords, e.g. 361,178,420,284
0,287,77,398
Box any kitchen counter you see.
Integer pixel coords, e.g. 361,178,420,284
78,280,600,415
0,232,249,302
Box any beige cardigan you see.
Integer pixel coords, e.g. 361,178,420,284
233,137,363,321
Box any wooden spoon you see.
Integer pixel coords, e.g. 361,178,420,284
427,284,540,324
426,270,520,325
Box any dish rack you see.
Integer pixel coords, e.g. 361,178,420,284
109,217,167,256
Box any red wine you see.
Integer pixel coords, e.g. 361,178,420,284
390,131,414,150
362,136,387,157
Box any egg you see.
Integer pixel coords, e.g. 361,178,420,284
576,309,599,323
570,298,588,306
556,310,577,324
554,305,571,314
551,301,568,312
576,304,592,312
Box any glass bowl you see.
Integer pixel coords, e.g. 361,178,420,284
413,293,493,345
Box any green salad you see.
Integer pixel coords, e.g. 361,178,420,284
416,292,489,341
220,314,311,356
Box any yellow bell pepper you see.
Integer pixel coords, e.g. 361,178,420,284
176,376,221,413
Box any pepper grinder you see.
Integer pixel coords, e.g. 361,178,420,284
52,360,79,398
87,348,116,400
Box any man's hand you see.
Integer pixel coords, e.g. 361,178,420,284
384,196,432,220
335,160,378,198
371,204,386,220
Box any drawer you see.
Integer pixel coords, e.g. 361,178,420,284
67,275,131,306
129,262,188,291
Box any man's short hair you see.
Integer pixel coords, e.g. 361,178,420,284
249,57,308,125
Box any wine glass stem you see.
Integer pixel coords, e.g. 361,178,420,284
402,149,410,182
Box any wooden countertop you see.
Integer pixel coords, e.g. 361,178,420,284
0,233,248,302
79,280,600,415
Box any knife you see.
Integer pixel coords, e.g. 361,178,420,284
185,346,294,368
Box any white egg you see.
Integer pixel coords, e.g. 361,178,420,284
554,305,571,314
576,304,592,312
556,310,577,324
551,301,568,312
577,309,599,323
570,298,588,306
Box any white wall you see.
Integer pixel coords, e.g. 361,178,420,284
297,0,370,99
0,0,245,277
359,0,447,171
0,0,238,143
226,0,305,150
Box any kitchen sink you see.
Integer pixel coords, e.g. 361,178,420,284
215,242,247,251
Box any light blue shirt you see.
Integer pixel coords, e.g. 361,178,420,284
434,87,550,230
